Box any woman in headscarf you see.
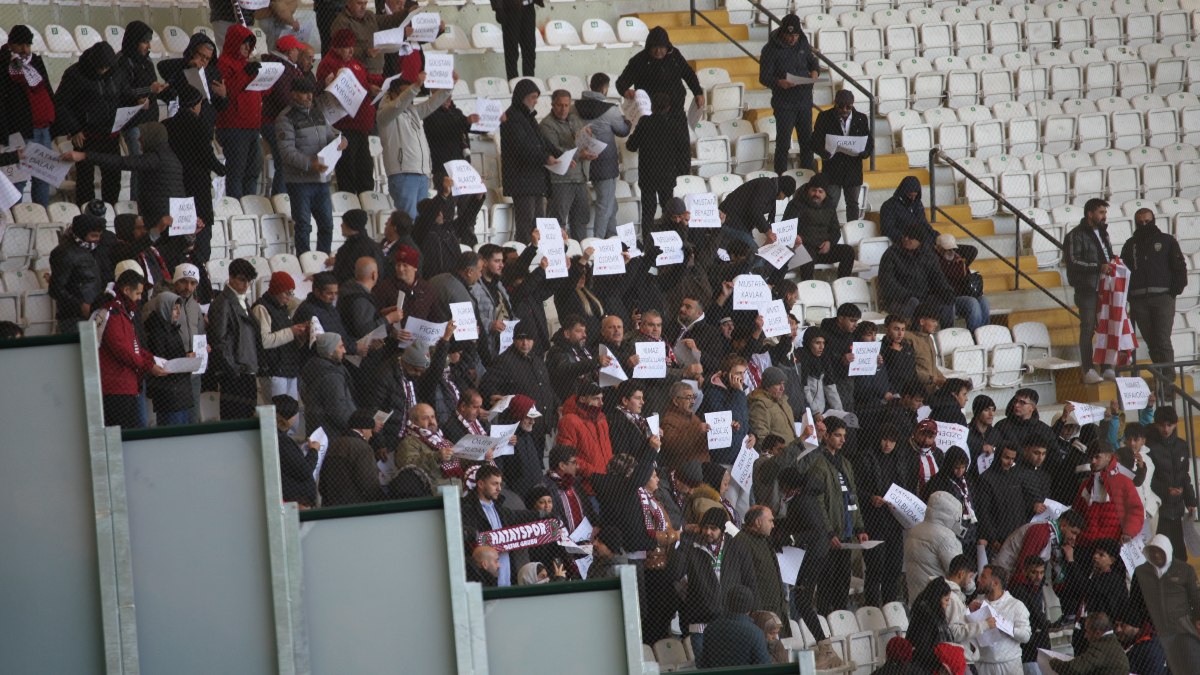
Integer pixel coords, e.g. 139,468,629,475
749,611,789,664
142,291,195,426
516,561,567,585
799,326,843,413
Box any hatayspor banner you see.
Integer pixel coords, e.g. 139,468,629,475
477,519,562,553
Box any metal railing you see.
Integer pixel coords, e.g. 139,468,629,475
929,148,1078,319
1115,359,1200,511
687,0,876,170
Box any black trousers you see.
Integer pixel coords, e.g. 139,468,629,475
512,194,544,243
75,134,123,205
499,7,537,80
1074,288,1098,372
863,536,904,606
825,182,862,221
104,394,143,429
774,105,815,173
639,185,674,233
1158,516,1189,561
798,243,856,280
1129,293,1176,368
334,130,374,195
816,548,853,615
316,2,342,54
219,373,258,420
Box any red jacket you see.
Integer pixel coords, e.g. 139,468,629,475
216,24,263,129
1073,457,1144,547
556,396,613,482
99,295,156,395
315,51,381,133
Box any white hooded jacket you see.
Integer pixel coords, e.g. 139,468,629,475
905,491,965,604
974,590,1033,668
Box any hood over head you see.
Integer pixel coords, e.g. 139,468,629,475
517,562,547,585
80,42,118,78
645,26,672,50
121,21,154,58
1146,534,1173,577
152,290,182,325
183,32,217,61
220,23,256,62
510,78,541,109
926,490,964,531
137,121,168,152
894,175,923,201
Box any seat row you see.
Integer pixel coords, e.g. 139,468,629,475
729,0,1185,25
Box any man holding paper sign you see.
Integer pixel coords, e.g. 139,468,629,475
0,25,54,207
214,25,267,199
758,15,820,173
575,73,632,238
277,78,345,253
316,31,383,194
329,0,416,75
377,71,453,218
808,416,870,613
812,89,873,221
501,80,564,242
541,90,599,241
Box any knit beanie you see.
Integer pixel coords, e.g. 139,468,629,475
267,271,295,296
313,332,342,359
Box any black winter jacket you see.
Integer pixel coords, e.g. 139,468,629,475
87,122,184,227
615,34,703,114
49,239,103,321
1120,221,1188,298
158,33,227,132
977,462,1026,545
333,232,384,284
1147,426,1198,520
625,112,691,191
114,21,161,129
1064,219,1114,291
299,356,357,437
0,47,53,137
878,176,936,244
500,80,557,197
877,243,954,311
294,293,359,355
720,177,784,234
667,533,729,627
143,310,193,413
337,280,386,341
53,42,123,138
757,27,820,110
277,428,318,507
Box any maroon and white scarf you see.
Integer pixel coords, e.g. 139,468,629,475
638,487,668,538
618,404,651,438
405,420,454,453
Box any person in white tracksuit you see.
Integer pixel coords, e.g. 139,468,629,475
972,564,1033,675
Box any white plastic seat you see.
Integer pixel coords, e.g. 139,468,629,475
935,327,987,382
886,23,920,59
43,25,79,56
1141,162,1177,201
1073,165,1107,201
1042,114,1079,154
828,609,881,672
1159,9,1192,45
616,17,649,45
544,20,594,50
798,280,836,323
875,74,911,114
11,204,48,225
1145,108,1180,147
1092,15,1124,49
1112,109,1147,150
1049,64,1084,100
1016,66,1050,103
1164,142,1200,163
1036,169,1071,209
1127,13,1159,48
987,20,1022,56
912,71,946,110
817,28,852,61
1024,18,1057,52
920,22,954,59
1077,112,1112,152
1000,171,1035,210
652,637,692,671
900,124,934,167
471,22,504,51
1094,148,1130,168
979,70,1014,106
946,70,981,108
1058,16,1091,51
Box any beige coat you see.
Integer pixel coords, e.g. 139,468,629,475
905,329,945,394
329,8,408,74
377,86,450,177
747,388,796,444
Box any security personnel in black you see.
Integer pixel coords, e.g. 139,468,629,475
1120,208,1188,376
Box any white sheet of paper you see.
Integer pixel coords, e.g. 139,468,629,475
406,316,448,343
916,405,932,422
575,554,593,579
163,356,204,373
848,340,881,377
1120,534,1146,579
112,105,143,134
934,422,970,451
487,394,514,420
883,483,926,529
536,217,564,245
1037,648,1072,675
541,240,569,279
686,98,703,128
239,0,269,9
733,274,771,310
449,301,479,341
374,410,393,427
756,242,794,269
546,147,577,176
705,410,733,449
598,344,628,388
730,437,759,490
1184,520,1200,558
615,223,641,257
470,98,502,133
685,192,720,228
592,238,626,276
1116,377,1151,410
19,143,71,187
373,25,411,51
576,132,607,157
776,545,806,584
489,422,519,456
788,244,813,269
569,517,593,543
168,197,198,235
396,290,406,313
443,159,486,196
801,408,819,448
759,299,790,337
634,89,652,117
424,53,454,90
184,67,210,101
772,217,798,245
825,134,868,156
0,133,29,184
317,134,343,179
308,316,324,347
452,434,500,461
839,540,884,550
409,12,441,42
633,341,667,378
785,73,816,85
192,335,208,374
498,319,519,354
244,61,285,91
1030,498,1069,524
371,74,404,106
328,68,368,118
646,413,661,437
309,426,329,481
650,230,683,266
355,323,389,355
1066,401,1107,425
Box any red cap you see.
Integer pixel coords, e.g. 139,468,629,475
916,419,938,435
331,29,356,49
267,271,296,296
395,245,420,269
276,35,310,53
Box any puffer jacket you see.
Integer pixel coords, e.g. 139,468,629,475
501,79,558,197
215,24,263,129
99,293,156,395
539,109,587,184
977,460,1026,546
378,85,450,177
574,91,630,181
878,176,936,244
904,491,964,603
53,42,123,138
1073,456,1145,547
757,26,820,110
747,388,796,445
113,21,160,128
207,285,259,377
1147,426,1196,520
878,242,955,312
276,100,339,184
315,49,381,133
49,237,104,321
556,395,613,481
299,355,357,436
1064,218,1115,291
261,51,313,123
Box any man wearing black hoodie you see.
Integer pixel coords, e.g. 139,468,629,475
54,42,131,205
162,84,227,264
0,26,55,208
616,27,705,121
1121,208,1188,376
879,176,937,245
113,21,167,201
758,14,820,173
158,32,228,134
499,80,560,242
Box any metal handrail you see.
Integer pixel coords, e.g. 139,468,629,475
1116,360,1200,514
927,148,1080,320
688,0,876,170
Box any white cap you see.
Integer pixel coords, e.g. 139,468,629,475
526,405,543,419
114,259,141,280
174,263,201,282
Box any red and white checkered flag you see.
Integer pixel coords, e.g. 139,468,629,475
1091,257,1138,369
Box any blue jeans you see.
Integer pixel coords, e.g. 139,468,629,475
955,295,991,331
157,408,191,427
14,127,53,207
262,122,286,197
122,125,142,200
388,173,427,220
591,177,618,238
288,182,334,253
215,128,262,199
720,225,760,253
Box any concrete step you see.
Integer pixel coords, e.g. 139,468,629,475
982,269,1063,293
627,11,750,42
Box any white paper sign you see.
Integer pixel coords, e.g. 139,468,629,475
161,356,204,373
825,134,868,156
1116,377,1151,411
756,242,794,269
801,408,819,448
444,159,486,196
487,394,514,420
650,229,684,266
168,197,198,235
759,299,790,338
489,422,520,455
847,340,881,377
498,319,519,354
646,413,661,437
244,61,285,91
355,323,389,356
934,422,970,451
576,132,607,157
470,98,502,133
192,335,208,374
316,134,343,179
634,89,652,117
1030,498,1069,524
449,301,479,341
772,218,798,245
453,434,502,461
730,437,759,490
785,73,817,85
0,133,29,184
546,147,577,176
598,344,628,388
20,143,71,187
374,409,393,427
328,68,368,118
184,66,210,101
409,12,441,42
916,405,932,422
705,410,733,450
112,105,143,134
883,483,926,529
406,317,448,344
1066,401,1106,425
685,192,720,228
593,238,626,276
1036,648,1072,675
633,341,667,378
309,427,329,481
537,217,564,245
424,53,454,90
373,25,410,51
1120,533,1146,578
239,0,269,9
616,223,640,255
777,546,806,584
733,274,771,310
540,240,569,279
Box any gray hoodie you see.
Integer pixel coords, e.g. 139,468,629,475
574,90,630,182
